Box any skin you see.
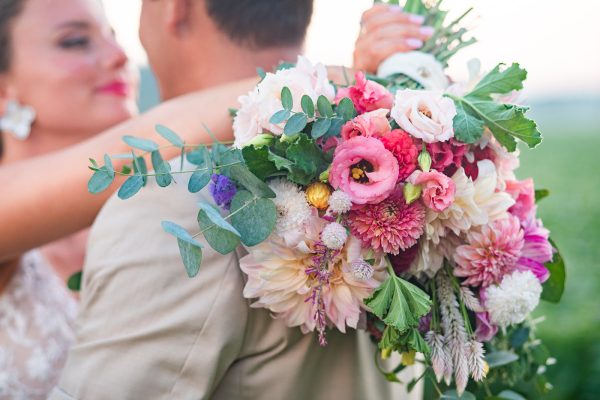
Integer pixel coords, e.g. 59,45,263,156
0,1,433,265
0,0,137,283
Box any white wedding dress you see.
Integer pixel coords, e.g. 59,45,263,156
0,250,78,399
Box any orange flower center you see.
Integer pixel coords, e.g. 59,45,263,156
350,160,374,183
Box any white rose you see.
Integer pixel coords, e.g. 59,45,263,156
391,89,456,143
232,56,335,147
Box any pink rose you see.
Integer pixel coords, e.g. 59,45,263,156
409,170,456,212
329,136,399,205
505,178,535,221
340,108,391,141
335,72,393,113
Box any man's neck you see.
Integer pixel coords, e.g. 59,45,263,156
161,45,302,100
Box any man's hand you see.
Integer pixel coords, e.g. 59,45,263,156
353,3,435,74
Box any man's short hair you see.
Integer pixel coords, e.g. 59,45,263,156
204,0,313,49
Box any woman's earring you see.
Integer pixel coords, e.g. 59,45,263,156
0,99,36,141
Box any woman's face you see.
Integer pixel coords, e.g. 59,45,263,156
1,0,136,142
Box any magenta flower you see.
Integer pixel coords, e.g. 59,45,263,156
516,215,553,282
506,178,536,222
348,189,426,255
454,215,524,287
335,71,393,113
329,136,399,205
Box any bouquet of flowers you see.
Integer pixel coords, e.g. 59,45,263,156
88,1,565,398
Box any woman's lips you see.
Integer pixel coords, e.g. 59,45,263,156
97,80,130,97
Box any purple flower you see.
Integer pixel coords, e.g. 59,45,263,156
209,174,237,210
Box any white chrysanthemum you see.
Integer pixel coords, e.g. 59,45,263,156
328,190,353,214
321,222,347,250
269,179,312,236
232,56,335,147
425,160,514,245
486,270,542,327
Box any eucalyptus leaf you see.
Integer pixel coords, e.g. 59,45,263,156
284,113,308,135
229,190,277,246
118,175,144,200
155,124,184,148
188,170,211,193
151,151,172,187
311,117,331,139
317,95,333,117
269,109,291,125
88,167,114,194
132,155,148,185
177,239,203,278
301,95,315,118
123,135,159,152
337,97,357,121
197,208,240,254
485,351,519,368
186,145,210,166
197,202,241,237
281,86,293,110
103,154,115,178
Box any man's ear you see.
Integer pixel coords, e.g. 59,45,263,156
165,0,192,36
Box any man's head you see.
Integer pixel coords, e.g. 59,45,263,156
139,0,313,100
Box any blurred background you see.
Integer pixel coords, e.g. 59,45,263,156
103,1,600,398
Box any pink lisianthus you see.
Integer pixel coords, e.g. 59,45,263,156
340,108,391,140
409,170,456,212
329,136,399,205
505,178,535,221
335,72,393,113
516,215,553,282
348,189,426,255
379,129,419,181
454,215,524,287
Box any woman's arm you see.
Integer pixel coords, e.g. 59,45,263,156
0,78,257,262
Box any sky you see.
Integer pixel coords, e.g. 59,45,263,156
103,0,600,99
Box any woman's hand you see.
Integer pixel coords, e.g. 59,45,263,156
353,3,435,74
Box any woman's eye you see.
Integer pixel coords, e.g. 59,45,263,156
59,37,90,49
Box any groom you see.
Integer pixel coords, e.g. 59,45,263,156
51,1,429,399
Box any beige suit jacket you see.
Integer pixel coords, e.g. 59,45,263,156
50,166,423,400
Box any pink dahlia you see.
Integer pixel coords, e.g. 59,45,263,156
329,136,399,205
348,189,426,255
516,215,553,282
379,129,419,181
335,71,393,113
454,215,524,287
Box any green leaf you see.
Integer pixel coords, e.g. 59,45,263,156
364,274,431,333
227,164,276,198
67,271,82,292
281,86,293,110
103,154,115,178
452,101,485,144
188,170,211,193
535,189,549,203
317,95,334,117
256,67,266,80
197,202,241,237
509,326,530,349
326,117,345,137
118,175,144,199
197,207,240,254
177,239,203,278
337,97,357,121
407,328,430,355
269,109,291,125
441,390,477,400
132,155,148,185
242,145,279,180
155,124,184,148
284,113,308,135
229,190,277,246
301,95,315,118
186,145,210,166
497,390,527,400
311,117,331,139
486,351,519,368
161,221,203,247
121,165,132,175
541,238,566,303
285,135,330,185
469,63,527,99
89,158,98,168
123,135,159,152
530,343,550,365
88,167,114,194
379,326,400,350
151,151,172,187
268,150,294,171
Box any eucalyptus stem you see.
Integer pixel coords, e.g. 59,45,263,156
193,194,259,237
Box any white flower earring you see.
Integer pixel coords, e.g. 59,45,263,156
0,99,36,141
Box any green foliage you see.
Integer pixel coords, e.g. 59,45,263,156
269,109,290,125
336,97,357,121
226,164,276,198
534,189,550,203
441,390,476,400
229,190,277,246
365,273,431,333
317,95,334,117
242,145,279,180
186,145,209,166
188,145,212,193
103,154,114,178
301,95,315,118
284,113,308,135
155,124,184,148
67,271,82,292
197,202,240,237
453,101,485,144
281,87,293,111
118,175,144,200
469,63,527,100
285,135,330,185
122,135,159,152
311,118,331,139
541,238,566,303
132,154,148,185
486,351,520,368
88,166,114,194
151,151,172,188
161,221,203,278
197,206,240,254
495,390,527,400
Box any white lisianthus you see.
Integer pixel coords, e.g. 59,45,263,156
485,270,542,327
391,89,456,143
233,56,335,148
